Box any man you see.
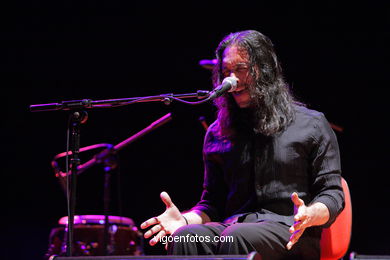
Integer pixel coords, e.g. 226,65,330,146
141,30,345,259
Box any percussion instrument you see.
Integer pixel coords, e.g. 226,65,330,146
45,215,143,259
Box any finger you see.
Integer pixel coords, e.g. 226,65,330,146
144,224,163,239
291,192,304,207
290,229,304,244
150,229,167,246
140,216,160,229
286,229,304,250
160,191,174,208
289,220,301,233
286,241,293,250
289,218,308,233
291,218,309,233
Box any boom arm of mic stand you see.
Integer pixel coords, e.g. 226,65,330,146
30,91,210,112
76,113,172,174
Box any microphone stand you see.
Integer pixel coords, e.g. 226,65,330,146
31,91,210,257
66,111,88,256
95,144,117,256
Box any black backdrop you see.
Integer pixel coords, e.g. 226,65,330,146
2,1,390,259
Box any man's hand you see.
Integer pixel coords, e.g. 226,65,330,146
140,191,187,246
286,192,330,250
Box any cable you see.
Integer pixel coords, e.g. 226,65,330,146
168,96,212,105
91,97,162,108
92,95,212,108
66,126,70,223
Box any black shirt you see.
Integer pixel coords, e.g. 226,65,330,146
192,105,345,228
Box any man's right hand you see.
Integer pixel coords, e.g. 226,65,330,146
140,191,187,246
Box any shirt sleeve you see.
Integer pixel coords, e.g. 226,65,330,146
309,113,345,228
190,123,228,222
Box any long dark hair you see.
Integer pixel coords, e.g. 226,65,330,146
212,30,299,138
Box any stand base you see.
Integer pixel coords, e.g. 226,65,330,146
50,252,261,260
350,252,390,260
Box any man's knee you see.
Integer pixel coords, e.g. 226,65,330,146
218,222,289,256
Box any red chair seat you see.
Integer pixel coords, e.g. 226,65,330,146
320,177,352,260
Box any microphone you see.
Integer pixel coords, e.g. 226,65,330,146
208,77,238,100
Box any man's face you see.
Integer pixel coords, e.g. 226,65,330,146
222,45,255,108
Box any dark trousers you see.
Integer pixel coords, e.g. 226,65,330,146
167,221,320,260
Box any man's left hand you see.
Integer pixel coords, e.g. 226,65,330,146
286,192,330,250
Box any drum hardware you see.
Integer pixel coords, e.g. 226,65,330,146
48,113,172,257
45,215,143,259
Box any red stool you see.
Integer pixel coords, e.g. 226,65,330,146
320,177,352,260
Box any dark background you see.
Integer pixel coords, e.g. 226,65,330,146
2,1,389,259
